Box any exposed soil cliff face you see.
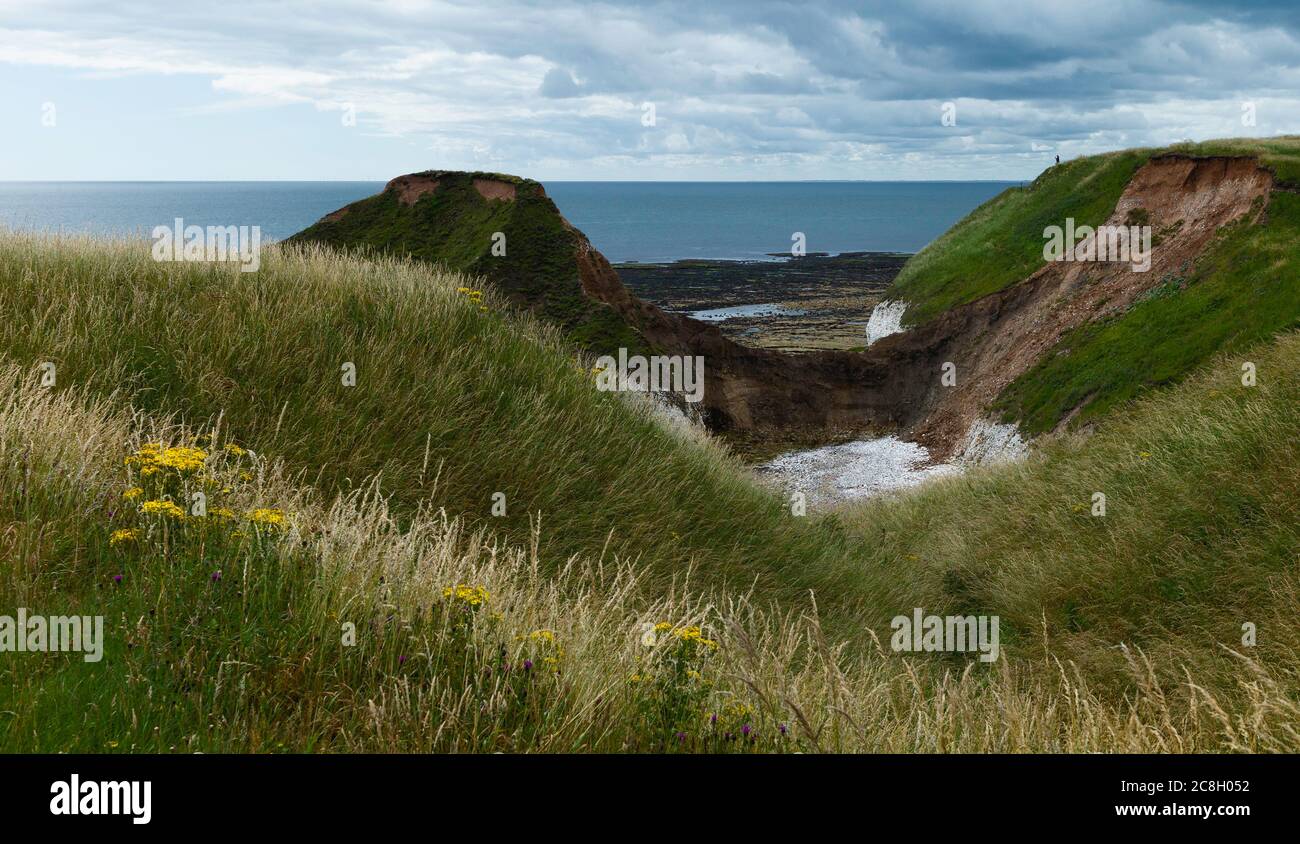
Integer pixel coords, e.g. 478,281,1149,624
566,220,928,431
566,155,1273,451
903,154,1274,456
294,157,1275,454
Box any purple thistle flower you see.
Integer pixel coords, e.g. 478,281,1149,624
523,659,533,671
779,723,788,736
742,724,751,737
399,655,407,664
710,713,718,725
113,574,123,584
676,732,686,743
211,570,221,582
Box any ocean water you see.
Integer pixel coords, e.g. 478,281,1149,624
545,181,1018,262
0,180,1018,262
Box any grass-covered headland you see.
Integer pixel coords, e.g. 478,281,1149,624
1,231,1297,752
889,137,1300,434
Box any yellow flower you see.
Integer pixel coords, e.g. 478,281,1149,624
154,446,207,473
223,443,247,456
247,508,286,527
1138,451,1152,460
140,466,160,477
140,500,185,519
109,528,140,546
674,625,719,650
122,487,143,500
210,507,236,520
442,584,489,606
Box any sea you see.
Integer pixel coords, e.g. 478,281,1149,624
0,180,1019,263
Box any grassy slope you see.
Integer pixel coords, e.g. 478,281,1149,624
842,332,1300,692
287,171,646,355
0,234,868,635
2,233,1299,753
7,361,1293,753
887,149,1149,324
998,192,1300,433
886,136,1300,433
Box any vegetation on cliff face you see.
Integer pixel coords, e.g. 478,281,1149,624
997,191,1300,433
2,231,1299,752
886,136,1300,434
888,149,1149,325
288,171,646,355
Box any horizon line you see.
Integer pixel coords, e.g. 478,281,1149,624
0,177,1028,184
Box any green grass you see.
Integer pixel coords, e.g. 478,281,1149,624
997,191,1300,433
887,149,1150,325
0,233,870,637
889,137,1300,329
839,331,1300,695
288,171,647,355
2,232,1300,752
888,135,1300,434
1165,135,1300,185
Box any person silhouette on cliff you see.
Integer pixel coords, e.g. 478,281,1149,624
1055,154,1060,165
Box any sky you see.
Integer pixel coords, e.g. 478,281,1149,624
2,0,1299,181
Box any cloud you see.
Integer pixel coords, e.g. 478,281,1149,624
3,0,1300,178
539,66,581,98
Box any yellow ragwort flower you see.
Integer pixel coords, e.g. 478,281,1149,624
674,625,719,650
247,508,286,527
140,500,185,519
154,446,207,473
109,528,140,546
442,584,490,606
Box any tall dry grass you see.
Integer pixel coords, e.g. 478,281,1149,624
1,232,1297,752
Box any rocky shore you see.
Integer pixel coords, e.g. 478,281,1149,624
615,252,908,352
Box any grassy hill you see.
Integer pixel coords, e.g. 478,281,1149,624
886,136,1300,435
0,233,869,630
287,171,646,355
1,229,1298,752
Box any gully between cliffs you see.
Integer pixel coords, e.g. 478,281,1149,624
567,154,1276,459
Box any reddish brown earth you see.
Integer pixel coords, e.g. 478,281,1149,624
562,155,1276,455
473,179,516,202
905,154,1273,456
310,158,1273,454
388,173,442,205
